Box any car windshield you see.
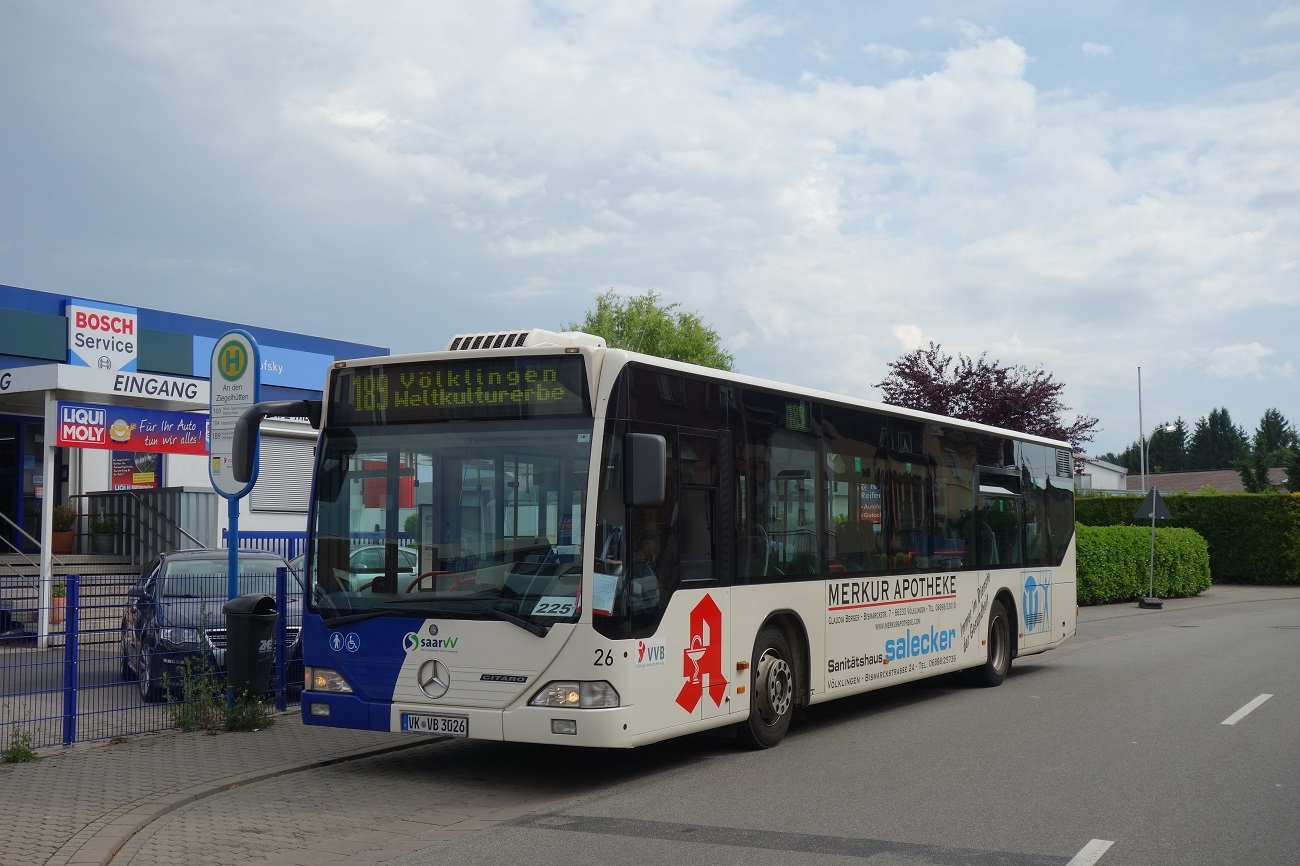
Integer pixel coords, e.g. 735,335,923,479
161,560,300,598
307,420,592,631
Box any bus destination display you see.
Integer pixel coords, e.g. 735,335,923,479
330,355,590,425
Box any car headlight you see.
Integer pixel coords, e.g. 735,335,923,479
157,627,202,648
529,681,620,709
305,667,353,694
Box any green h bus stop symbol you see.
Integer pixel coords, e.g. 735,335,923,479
217,340,249,382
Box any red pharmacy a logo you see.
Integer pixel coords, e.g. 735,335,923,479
675,594,727,712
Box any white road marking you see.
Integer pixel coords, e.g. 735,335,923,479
1066,839,1114,865
1222,694,1273,726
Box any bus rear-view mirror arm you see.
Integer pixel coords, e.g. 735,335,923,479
233,399,323,484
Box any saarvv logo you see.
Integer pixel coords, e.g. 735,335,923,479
403,631,459,652
675,594,727,712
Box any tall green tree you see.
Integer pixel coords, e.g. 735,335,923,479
1096,444,1142,475
1146,418,1188,472
1235,430,1278,493
1185,408,1249,470
1283,449,1300,493
1254,408,1298,457
565,289,735,371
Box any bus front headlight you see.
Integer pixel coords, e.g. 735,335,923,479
305,667,353,694
530,681,619,709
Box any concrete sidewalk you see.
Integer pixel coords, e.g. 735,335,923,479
1,716,437,866
3,584,1297,866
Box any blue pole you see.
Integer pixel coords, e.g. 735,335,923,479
62,574,80,747
228,497,240,602
227,498,239,712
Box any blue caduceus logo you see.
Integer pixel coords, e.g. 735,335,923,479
1022,574,1048,633
404,632,420,654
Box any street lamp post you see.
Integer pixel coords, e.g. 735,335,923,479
1138,367,1178,609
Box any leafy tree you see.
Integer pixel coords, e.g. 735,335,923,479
565,289,735,371
1185,408,1249,470
874,342,1099,451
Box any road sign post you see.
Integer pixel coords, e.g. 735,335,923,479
209,331,261,600
1134,488,1172,609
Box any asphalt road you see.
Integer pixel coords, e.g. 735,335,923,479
371,593,1300,866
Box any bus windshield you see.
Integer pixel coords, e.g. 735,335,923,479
306,420,593,632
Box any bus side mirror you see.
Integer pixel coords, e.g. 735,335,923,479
624,433,666,508
233,399,322,483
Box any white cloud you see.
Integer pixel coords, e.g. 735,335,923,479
1240,40,1300,66
1264,4,1300,28
1081,42,1113,57
862,43,914,64
1204,343,1296,379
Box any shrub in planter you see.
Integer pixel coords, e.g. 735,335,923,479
90,511,118,553
51,506,77,554
52,506,77,532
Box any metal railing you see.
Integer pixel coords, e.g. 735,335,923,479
0,570,300,749
0,510,64,580
76,487,217,562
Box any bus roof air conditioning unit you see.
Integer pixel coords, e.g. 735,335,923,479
445,329,607,352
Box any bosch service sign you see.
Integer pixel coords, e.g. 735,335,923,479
66,300,138,371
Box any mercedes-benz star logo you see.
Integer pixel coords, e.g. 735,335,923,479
417,659,451,699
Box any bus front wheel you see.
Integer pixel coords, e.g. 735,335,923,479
968,599,1011,687
736,625,796,749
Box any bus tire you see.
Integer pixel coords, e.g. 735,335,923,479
969,599,1012,687
736,625,796,749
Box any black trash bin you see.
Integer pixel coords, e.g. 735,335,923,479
222,593,277,698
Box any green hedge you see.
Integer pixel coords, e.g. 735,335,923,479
1076,523,1212,604
1077,493,1300,585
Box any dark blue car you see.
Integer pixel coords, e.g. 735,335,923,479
119,549,302,702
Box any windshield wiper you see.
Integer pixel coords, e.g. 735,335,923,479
320,607,432,628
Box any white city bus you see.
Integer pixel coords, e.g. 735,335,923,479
235,328,1076,748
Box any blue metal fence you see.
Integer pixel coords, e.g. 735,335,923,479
221,530,309,561
0,571,300,751
221,530,419,561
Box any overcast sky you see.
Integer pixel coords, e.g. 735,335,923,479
2,1,1298,458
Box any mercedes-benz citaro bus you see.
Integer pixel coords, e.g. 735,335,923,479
232,328,1076,749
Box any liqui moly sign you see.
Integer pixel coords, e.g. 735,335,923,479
58,404,109,446
66,300,138,371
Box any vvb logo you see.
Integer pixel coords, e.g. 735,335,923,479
675,594,727,712
1022,572,1050,634
635,639,665,669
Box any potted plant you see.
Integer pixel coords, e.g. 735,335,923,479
51,505,77,554
51,581,66,625
90,511,117,554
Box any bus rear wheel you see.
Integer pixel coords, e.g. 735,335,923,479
968,599,1012,687
736,625,796,749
